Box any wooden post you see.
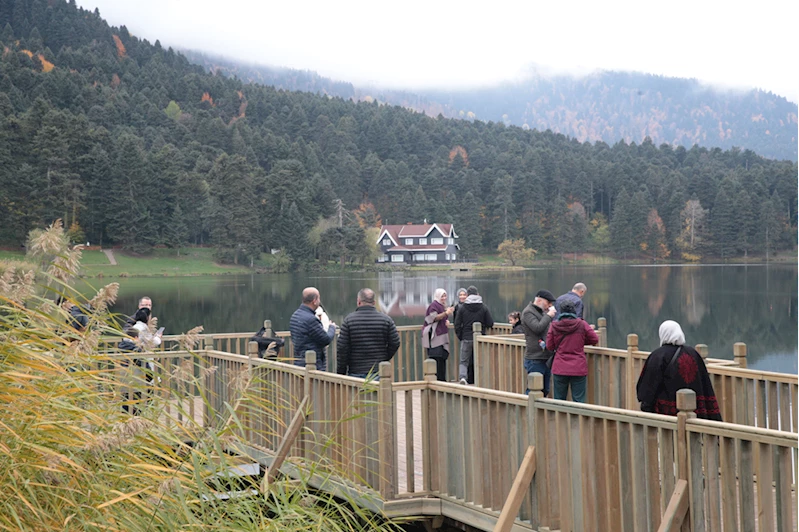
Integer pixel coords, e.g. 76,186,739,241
657,479,690,532
626,334,638,410
247,340,258,366
528,372,544,529
422,359,436,493
676,389,696,481
676,390,699,532
304,351,316,398
423,358,437,382
695,344,708,360
303,351,316,460
472,322,482,386
733,342,747,368
202,337,214,428
262,319,273,337
377,361,395,500
262,395,309,491
597,317,607,347
495,446,537,532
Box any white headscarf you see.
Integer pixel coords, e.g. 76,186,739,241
432,288,446,303
659,320,685,346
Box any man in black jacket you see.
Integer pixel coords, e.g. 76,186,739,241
336,288,400,378
454,285,494,385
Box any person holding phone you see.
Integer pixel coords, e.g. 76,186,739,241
422,288,454,381
131,307,162,351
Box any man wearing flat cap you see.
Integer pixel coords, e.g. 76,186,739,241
521,289,557,395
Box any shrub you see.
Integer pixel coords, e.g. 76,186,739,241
0,222,399,531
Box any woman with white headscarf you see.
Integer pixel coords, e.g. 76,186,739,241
636,320,721,420
422,288,454,381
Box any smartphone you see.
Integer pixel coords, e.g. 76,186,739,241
156,327,165,336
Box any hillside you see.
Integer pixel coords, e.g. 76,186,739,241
0,0,796,267
185,51,798,161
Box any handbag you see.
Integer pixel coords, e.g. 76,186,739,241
544,349,555,369
425,320,448,359
427,345,448,359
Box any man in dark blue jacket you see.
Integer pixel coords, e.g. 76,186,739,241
289,287,336,370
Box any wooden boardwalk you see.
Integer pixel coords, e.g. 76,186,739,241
105,324,798,532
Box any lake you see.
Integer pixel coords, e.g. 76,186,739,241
89,264,798,374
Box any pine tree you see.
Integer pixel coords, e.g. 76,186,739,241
610,188,632,259
711,184,736,259
207,154,260,265
164,202,188,255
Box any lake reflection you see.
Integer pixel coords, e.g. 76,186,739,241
96,264,798,374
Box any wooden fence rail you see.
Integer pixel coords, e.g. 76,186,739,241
95,344,797,532
101,317,797,434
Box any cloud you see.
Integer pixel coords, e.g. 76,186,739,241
77,0,798,102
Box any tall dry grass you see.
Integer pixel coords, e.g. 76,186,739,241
0,221,400,531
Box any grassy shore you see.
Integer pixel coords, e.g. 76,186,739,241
1,248,794,278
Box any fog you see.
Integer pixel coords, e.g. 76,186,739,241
76,0,798,103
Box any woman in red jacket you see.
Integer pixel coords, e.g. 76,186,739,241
545,301,598,402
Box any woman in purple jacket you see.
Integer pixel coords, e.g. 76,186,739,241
422,288,454,381
545,301,599,402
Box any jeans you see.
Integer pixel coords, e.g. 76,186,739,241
552,374,587,403
459,340,474,383
294,351,326,371
524,359,550,396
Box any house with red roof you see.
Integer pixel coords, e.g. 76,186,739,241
376,222,459,263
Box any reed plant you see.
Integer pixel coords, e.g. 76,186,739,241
0,221,400,531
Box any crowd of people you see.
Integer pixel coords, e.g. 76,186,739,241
109,282,721,421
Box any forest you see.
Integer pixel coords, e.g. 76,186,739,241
187,50,799,161
0,0,796,267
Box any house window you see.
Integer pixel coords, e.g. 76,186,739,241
419,238,427,245
451,254,457,261
379,255,388,262
445,253,450,261
448,238,454,244
430,238,443,245
413,254,422,261
391,254,404,262
382,238,391,246
425,254,437,261
405,238,413,245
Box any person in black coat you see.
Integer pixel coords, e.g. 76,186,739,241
118,329,145,415
636,320,722,420
336,288,400,378
453,286,494,384
289,287,336,370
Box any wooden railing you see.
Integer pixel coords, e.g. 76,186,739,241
97,343,797,532
525,375,799,532
474,330,798,433
102,317,796,434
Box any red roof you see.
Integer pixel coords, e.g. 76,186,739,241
377,223,457,244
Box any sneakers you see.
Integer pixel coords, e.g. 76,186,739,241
459,378,468,385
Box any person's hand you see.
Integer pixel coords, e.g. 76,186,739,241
547,307,556,318
330,321,336,328
446,306,454,315
267,342,277,350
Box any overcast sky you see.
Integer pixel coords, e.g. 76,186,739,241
76,0,798,103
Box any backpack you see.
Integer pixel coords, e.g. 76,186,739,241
249,326,285,358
